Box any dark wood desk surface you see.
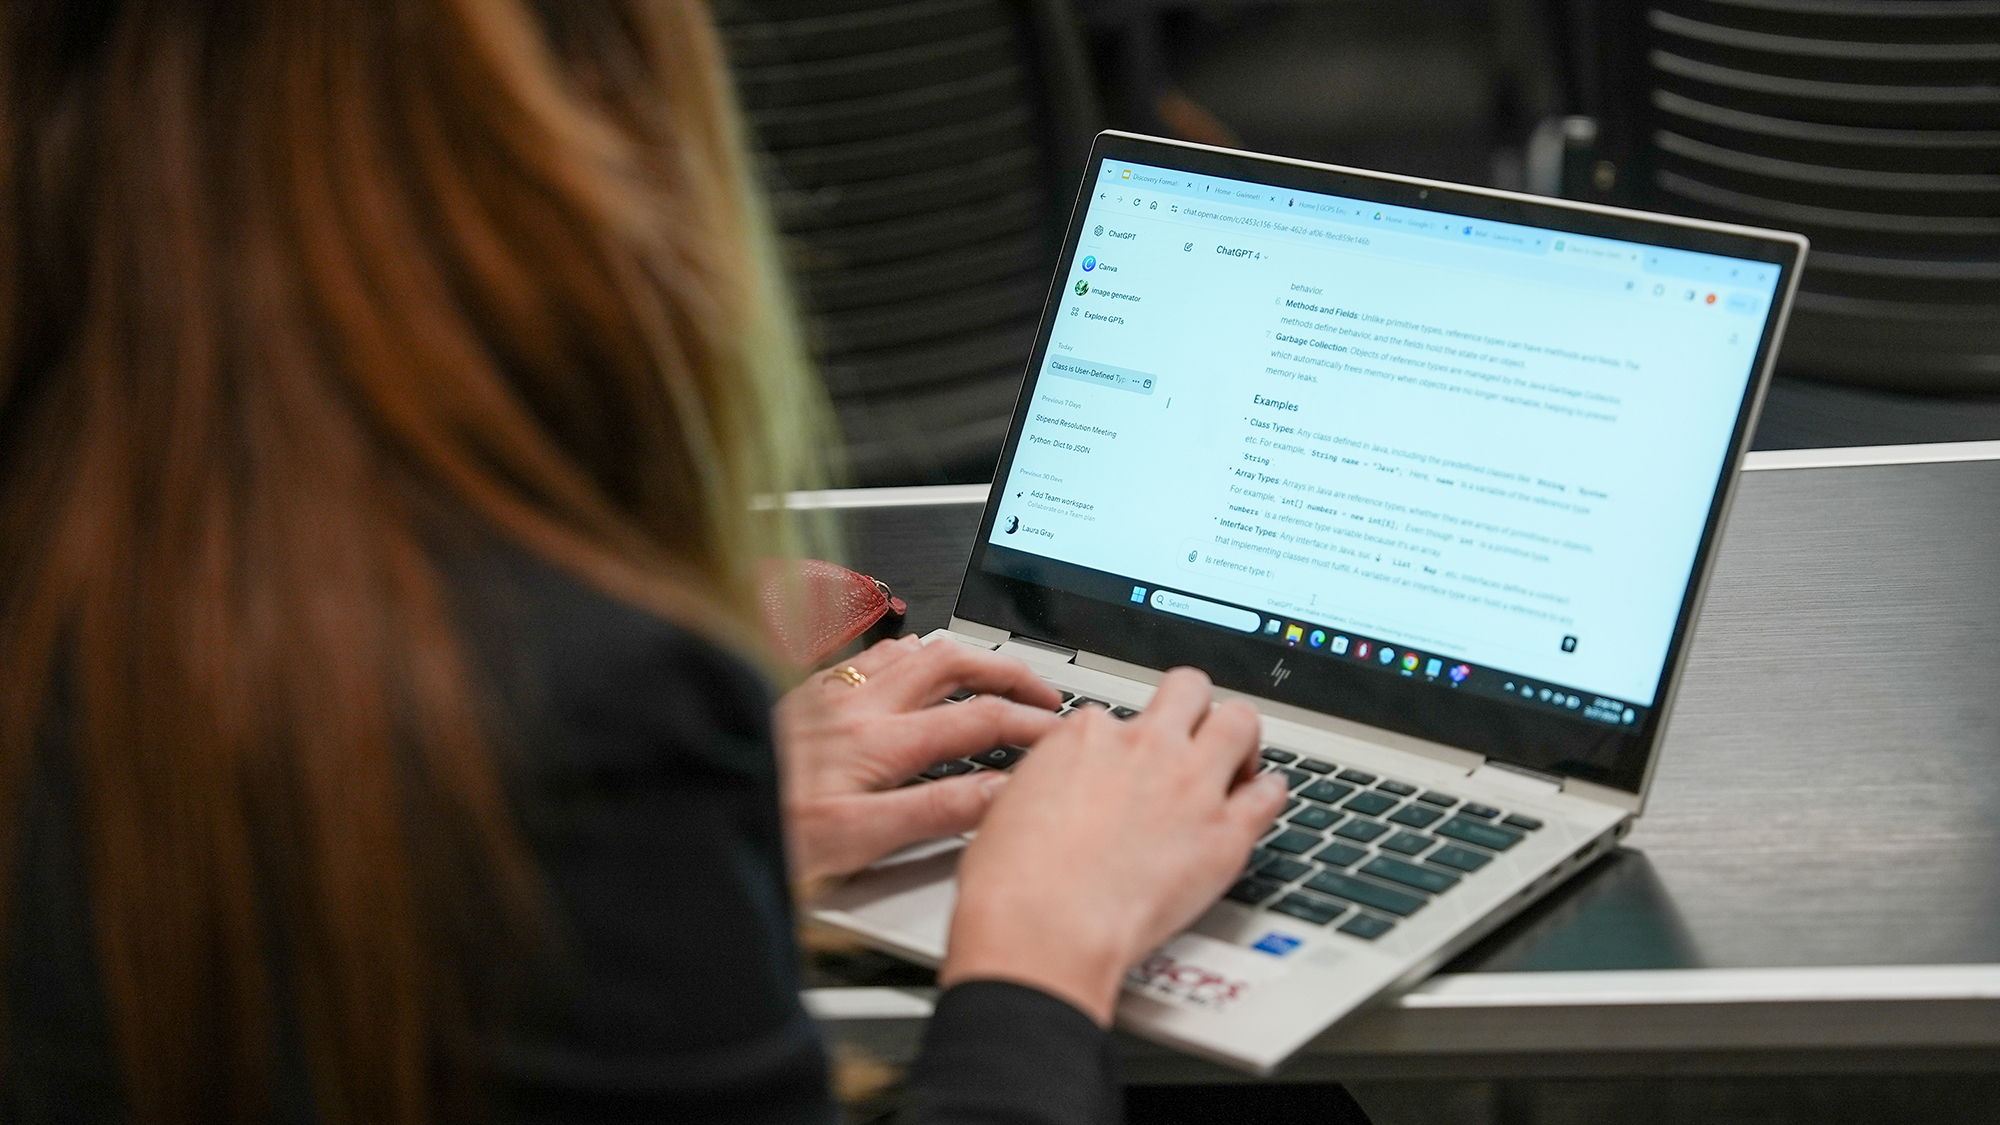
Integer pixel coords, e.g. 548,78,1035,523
818,450,2000,1078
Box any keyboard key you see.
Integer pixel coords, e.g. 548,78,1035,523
1072,697,1109,710
1271,766,1311,790
1110,705,1139,719
1284,798,1300,814
1379,832,1434,856
1460,803,1501,819
919,759,976,779
1332,818,1389,843
1298,757,1336,774
1427,845,1493,872
1362,856,1461,894
1338,914,1395,940
1226,876,1283,905
1259,747,1298,764
1300,780,1354,805
1266,828,1324,855
1435,818,1524,851
1304,871,1427,916
1271,893,1346,926
1312,841,1369,868
1377,780,1417,796
945,689,977,703
1257,856,1312,883
1245,847,1274,870
1336,769,1377,785
1388,804,1444,829
1288,805,1342,831
1343,791,1398,817
1416,791,1459,807
970,745,1025,770
1058,691,1077,705
1502,813,1544,831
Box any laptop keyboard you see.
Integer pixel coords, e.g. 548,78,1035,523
915,693,1545,941
1238,746,1544,939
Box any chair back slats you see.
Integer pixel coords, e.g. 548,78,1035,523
767,149,1039,229
747,69,1025,149
801,231,1048,314
1700,0,2000,20
726,0,994,64
821,321,1040,396
1654,130,2000,191
1581,0,2000,389
1655,168,2000,236
1652,90,2000,149
808,274,1049,355
1651,10,2000,62
719,0,1096,481
1651,50,2000,111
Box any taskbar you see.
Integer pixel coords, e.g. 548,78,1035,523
1238,608,1646,730
979,545,1647,730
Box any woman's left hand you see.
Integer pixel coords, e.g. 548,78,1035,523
775,634,1063,887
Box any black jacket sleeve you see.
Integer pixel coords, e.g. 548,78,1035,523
479,556,1120,1125
480,556,837,1125
4,551,1123,1124
904,982,1121,1125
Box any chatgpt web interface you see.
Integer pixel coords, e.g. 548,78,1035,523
988,160,1780,713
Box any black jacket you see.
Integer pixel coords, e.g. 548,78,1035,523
5,553,1119,1124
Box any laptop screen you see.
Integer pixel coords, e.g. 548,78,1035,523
958,135,1803,794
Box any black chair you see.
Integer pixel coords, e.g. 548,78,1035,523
1552,0,2000,395
717,0,1101,485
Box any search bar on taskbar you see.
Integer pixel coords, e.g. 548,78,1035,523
1149,589,1261,633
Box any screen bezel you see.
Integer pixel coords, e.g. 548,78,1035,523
954,132,1805,795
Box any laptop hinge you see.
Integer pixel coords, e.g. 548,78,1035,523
944,622,1636,811
1204,685,1485,774
995,636,1077,669
1471,760,1563,798
1560,774,1643,815
1073,649,1164,686
945,617,1009,646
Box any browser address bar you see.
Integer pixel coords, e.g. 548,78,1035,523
1172,205,1374,251
1155,201,1642,299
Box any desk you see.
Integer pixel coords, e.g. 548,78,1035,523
804,442,2000,1081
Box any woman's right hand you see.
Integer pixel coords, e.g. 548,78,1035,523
938,667,1288,1026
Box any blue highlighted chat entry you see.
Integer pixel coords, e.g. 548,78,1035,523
1044,357,1157,395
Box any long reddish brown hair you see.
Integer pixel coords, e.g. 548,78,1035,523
0,1,826,1120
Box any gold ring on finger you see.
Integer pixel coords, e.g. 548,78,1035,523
833,665,867,688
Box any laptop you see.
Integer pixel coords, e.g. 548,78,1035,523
814,131,1806,1074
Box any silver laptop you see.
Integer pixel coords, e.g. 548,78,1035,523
815,132,1806,1074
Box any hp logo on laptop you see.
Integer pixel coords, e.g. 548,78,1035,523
1269,660,1292,689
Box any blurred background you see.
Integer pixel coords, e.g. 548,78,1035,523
715,0,2000,488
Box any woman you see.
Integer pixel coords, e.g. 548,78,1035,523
0,1,1284,1121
